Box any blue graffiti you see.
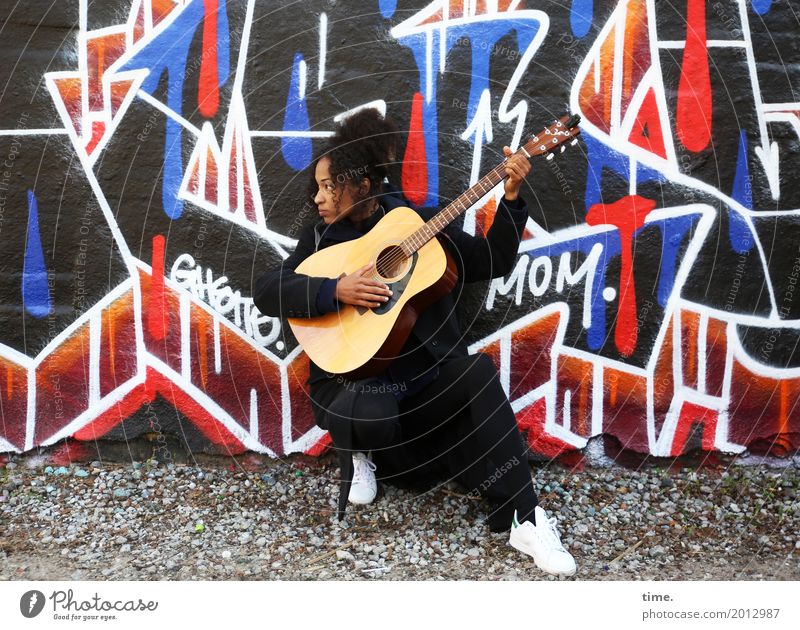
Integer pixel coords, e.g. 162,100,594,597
119,0,230,220
396,17,542,206
729,130,755,254
583,134,664,211
528,228,619,351
526,212,699,350
281,53,313,171
22,190,52,318
378,0,397,19
651,214,696,307
751,0,773,15
570,0,593,38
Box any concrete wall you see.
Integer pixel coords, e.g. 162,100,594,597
1,0,798,461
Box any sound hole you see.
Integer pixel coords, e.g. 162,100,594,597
375,245,408,280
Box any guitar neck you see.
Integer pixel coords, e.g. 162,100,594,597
398,114,580,256
399,160,510,256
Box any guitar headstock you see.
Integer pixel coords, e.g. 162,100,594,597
520,114,581,160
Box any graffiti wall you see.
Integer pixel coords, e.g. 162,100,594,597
1,0,798,461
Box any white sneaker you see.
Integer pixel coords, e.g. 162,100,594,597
348,452,377,505
509,506,576,576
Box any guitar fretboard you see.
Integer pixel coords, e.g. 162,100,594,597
399,161,509,255
398,114,580,255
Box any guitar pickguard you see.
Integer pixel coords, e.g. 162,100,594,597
354,252,419,316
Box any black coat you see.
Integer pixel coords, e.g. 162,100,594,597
254,191,530,518
253,192,530,386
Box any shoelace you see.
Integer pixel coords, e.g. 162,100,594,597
352,456,377,484
544,516,567,551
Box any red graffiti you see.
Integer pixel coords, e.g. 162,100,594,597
671,402,717,455
586,195,656,357
629,88,667,159
75,367,247,453
85,120,106,155
676,0,712,152
148,234,168,341
517,398,575,458
401,91,428,207
198,0,220,119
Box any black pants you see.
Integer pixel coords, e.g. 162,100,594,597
311,353,538,531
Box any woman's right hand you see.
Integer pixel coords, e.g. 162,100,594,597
334,264,393,308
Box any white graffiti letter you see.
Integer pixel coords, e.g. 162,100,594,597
486,255,530,310
528,256,552,297
555,243,603,329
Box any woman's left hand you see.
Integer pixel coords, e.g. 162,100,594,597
502,146,532,201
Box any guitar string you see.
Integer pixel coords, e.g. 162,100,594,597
375,149,536,274
373,127,575,276
375,162,508,275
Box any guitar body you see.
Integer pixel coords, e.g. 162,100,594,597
288,114,582,379
289,206,458,378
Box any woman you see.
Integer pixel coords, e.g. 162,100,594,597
254,110,576,576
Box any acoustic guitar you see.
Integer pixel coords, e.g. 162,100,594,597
289,114,582,378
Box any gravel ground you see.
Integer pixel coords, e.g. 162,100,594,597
1,450,799,581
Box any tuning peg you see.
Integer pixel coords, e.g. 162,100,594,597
560,145,566,152
570,139,578,146
546,153,555,160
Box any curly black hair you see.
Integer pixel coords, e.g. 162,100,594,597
334,107,400,165
306,108,401,211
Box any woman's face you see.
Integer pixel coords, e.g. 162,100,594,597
313,157,358,225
